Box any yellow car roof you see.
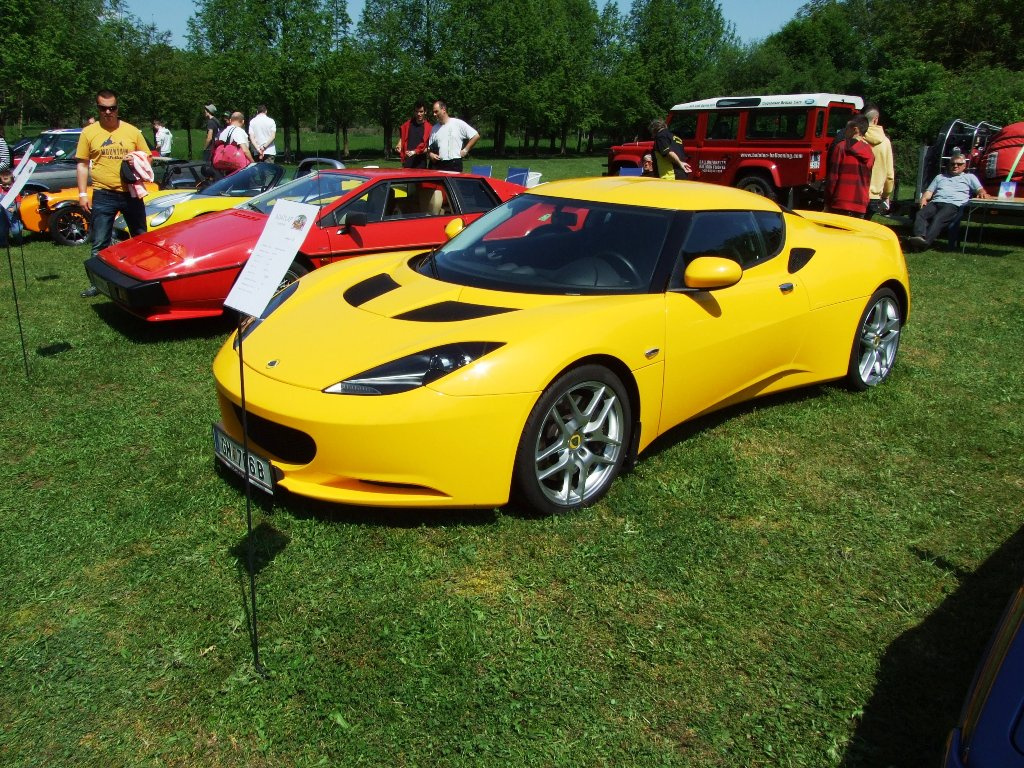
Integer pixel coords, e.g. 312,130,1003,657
527,176,783,212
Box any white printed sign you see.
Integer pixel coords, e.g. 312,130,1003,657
1,161,35,210
13,152,34,180
224,199,318,318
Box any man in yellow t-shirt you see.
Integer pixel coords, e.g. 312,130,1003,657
76,89,149,297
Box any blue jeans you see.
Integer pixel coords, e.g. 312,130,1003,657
0,208,22,246
91,188,146,257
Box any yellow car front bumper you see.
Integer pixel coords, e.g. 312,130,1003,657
214,345,540,508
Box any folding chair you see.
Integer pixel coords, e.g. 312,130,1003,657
506,166,529,185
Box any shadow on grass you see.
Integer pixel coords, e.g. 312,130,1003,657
231,520,291,576
230,520,291,674
91,302,236,342
840,525,1024,767
37,342,72,356
639,382,830,464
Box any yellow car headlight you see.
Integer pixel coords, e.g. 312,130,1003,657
150,206,174,227
325,342,504,395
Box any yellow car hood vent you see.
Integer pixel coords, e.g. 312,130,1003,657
344,273,400,306
344,272,516,322
392,301,515,322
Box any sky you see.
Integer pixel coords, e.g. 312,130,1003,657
122,0,806,47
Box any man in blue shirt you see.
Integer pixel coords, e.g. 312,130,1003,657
907,152,990,251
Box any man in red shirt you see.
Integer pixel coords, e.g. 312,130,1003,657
826,115,874,218
395,102,431,169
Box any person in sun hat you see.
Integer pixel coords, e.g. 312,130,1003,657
202,104,220,162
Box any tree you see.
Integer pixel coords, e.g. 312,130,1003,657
357,0,435,156
188,0,335,158
628,0,736,109
321,1,365,158
591,2,656,145
2,0,111,126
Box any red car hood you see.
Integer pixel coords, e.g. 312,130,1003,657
99,209,266,279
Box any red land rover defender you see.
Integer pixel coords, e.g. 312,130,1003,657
607,93,864,206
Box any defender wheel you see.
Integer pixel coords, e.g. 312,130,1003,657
513,365,632,515
736,175,777,200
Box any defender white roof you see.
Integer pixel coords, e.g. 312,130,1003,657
670,93,864,111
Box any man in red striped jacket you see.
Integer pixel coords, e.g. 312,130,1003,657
826,115,874,218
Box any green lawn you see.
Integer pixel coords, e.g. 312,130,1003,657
0,181,1021,766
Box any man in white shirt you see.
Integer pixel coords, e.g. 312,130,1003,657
428,100,478,172
152,119,172,157
248,105,277,163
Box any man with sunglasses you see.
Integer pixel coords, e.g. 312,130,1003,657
76,89,150,297
907,151,990,252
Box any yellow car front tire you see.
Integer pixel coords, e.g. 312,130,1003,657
512,364,632,515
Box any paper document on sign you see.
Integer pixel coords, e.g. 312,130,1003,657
224,199,318,318
2,161,35,210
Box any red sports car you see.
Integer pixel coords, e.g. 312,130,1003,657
84,169,525,321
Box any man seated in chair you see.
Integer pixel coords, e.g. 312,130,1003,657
907,151,990,252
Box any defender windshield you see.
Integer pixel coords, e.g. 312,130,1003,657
243,171,367,214
420,195,672,295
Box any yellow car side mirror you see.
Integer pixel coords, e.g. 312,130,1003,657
683,256,742,289
444,218,465,240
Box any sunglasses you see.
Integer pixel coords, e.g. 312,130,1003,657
97,104,119,113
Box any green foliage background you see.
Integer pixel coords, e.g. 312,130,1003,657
3,0,1022,179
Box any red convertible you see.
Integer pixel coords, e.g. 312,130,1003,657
84,169,524,321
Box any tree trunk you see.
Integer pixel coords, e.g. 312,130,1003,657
494,116,506,156
383,119,393,159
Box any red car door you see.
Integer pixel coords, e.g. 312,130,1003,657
317,179,467,265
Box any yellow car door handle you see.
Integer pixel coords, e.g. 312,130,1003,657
779,282,795,293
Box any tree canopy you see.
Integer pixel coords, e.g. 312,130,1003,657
2,0,1020,175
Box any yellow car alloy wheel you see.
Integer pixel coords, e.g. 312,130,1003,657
847,287,903,390
513,364,632,515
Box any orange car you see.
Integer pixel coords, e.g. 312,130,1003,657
18,160,207,246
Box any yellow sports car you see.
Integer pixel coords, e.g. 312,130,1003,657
212,177,910,515
113,157,345,238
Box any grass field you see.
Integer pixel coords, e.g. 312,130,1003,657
0,171,1021,766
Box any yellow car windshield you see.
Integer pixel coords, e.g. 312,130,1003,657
425,195,672,295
